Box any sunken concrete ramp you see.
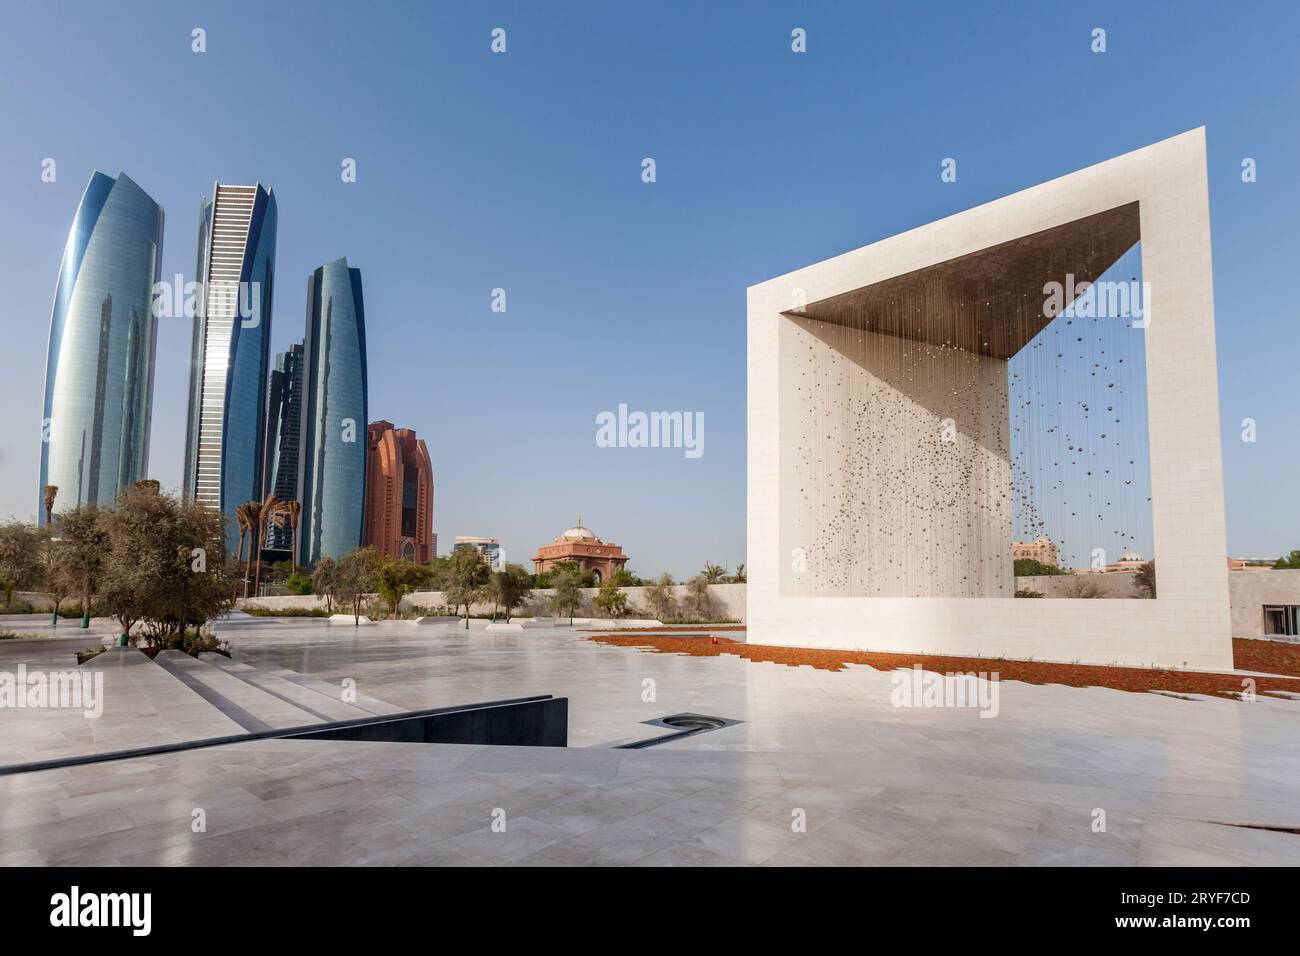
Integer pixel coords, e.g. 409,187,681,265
154,650,324,732
197,654,377,723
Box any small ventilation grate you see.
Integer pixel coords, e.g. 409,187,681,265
616,712,740,749
660,714,727,731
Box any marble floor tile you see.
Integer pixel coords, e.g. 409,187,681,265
3,620,1299,866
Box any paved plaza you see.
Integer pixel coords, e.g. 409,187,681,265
2,617,1300,866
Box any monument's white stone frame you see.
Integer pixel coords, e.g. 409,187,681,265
747,128,1231,669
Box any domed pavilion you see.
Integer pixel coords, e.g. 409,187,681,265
532,515,629,583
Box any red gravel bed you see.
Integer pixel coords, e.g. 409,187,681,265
1231,638,1300,678
584,634,1300,699
576,625,747,633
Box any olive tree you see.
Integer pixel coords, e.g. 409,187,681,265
642,573,678,621
549,565,583,625
489,563,534,622
49,506,106,629
98,483,231,641
311,556,340,612
39,528,68,625
335,547,381,625
592,579,629,619
445,545,491,621
684,575,713,620
375,558,431,616
1134,561,1156,599
0,520,43,610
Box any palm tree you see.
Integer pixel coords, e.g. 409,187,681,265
703,562,728,584
43,485,58,526
234,507,249,573
236,501,261,598
283,500,302,572
252,494,282,597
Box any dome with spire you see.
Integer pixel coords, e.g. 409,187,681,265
533,513,629,584
559,514,599,541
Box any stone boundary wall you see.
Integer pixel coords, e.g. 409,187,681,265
1226,569,1300,639
235,582,748,622
24,571,1298,643
1016,573,1148,599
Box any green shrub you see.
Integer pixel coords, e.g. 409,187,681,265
362,602,423,621
660,616,741,625
1013,558,1067,577
592,581,629,618
1013,556,1066,580
241,605,328,618
284,571,314,596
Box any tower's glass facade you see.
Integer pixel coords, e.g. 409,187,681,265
182,183,277,554
39,171,164,520
299,258,368,566
263,342,304,551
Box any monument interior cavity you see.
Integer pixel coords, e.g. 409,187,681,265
747,129,1231,669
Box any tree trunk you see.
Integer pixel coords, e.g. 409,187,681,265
290,520,298,574
252,519,266,596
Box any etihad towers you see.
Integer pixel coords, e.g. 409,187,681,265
182,182,277,551
39,171,164,519
262,342,304,552
299,257,368,566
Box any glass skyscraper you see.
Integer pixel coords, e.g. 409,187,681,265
262,342,304,551
39,171,164,520
299,258,368,566
181,183,277,553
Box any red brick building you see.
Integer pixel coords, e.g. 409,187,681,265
532,517,629,583
363,421,434,563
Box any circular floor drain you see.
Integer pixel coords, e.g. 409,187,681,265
660,715,726,730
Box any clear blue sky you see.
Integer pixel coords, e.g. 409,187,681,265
1,0,1296,577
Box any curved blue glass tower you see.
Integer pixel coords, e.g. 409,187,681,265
299,258,368,565
182,183,276,553
39,171,164,520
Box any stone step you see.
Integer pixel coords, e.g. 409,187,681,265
1251,691,1300,705
0,646,245,767
197,653,376,722
80,645,149,668
1149,690,1231,704
153,650,321,732
259,667,406,716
